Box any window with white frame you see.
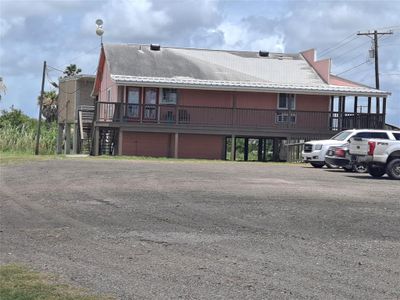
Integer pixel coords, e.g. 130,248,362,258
278,93,295,110
276,112,296,123
161,88,177,104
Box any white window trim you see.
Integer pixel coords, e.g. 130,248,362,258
277,93,296,110
275,112,297,124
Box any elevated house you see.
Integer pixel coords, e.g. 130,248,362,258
57,75,96,154
90,44,390,161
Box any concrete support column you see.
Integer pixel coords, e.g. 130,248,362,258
244,138,249,161
56,124,64,154
118,129,123,156
257,139,263,161
231,135,236,161
94,127,100,156
353,96,358,128
174,132,179,158
72,123,78,154
273,138,279,162
64,123,71,154
262,139,267,161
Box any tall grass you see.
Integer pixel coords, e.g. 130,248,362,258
0,122,57,154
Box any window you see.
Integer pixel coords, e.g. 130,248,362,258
278,93,295,110
354,132,389,139
393,133,400,140
144,88,158,120
331,131,352,141
126,87,140,118
161,88,177,104
276,112,296,123
127,87,140,104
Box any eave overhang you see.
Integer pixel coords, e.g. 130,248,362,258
111,75,391,97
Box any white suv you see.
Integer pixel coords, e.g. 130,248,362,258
302,129,398,168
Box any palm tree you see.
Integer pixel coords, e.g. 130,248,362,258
63,64,82,77
38,90,58,122
0,77,6,101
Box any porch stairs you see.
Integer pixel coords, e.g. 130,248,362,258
78,105,95,154
99,128,117,155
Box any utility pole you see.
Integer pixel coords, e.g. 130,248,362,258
35,61,46,155
357,30,392,128
357,30,393,90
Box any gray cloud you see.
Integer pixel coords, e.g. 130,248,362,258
0,0,399,125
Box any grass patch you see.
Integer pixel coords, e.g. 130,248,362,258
0,152,63,165
89,155,303,166
0,264,111,300
0,151,303,166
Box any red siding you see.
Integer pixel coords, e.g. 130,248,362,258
122,132,224,159
236,91,277,109
296,94,330,111
99,63,117,103
179,89,233,107
178,134,224,159
122,132,172,157
179,89,280,109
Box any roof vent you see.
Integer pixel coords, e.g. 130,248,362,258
259,50,269,57
150,44,161,51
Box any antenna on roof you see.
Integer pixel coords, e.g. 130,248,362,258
95,19,104,46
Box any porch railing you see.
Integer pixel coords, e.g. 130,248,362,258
96,102,384,131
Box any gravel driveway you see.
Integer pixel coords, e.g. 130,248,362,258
1,158,399,299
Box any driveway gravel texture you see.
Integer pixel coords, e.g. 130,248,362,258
1,158,399,299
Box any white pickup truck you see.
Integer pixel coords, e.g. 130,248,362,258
349,136,400,179
302,129,399,168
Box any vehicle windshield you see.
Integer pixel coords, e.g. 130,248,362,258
330,131,352,141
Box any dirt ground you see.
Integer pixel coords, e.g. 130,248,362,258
1,158,399,299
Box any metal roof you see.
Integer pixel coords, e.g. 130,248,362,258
59,74,96,83
103,44,390,97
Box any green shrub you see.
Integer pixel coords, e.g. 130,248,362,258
0,108,57,154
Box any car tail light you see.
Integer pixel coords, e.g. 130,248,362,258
368,141,376,155
334,148,346,157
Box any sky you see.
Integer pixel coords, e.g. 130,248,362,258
0,0,399,126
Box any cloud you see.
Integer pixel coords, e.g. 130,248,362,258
80,0,222,46
0,0,399,126
217,18,285,51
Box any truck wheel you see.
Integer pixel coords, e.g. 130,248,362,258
386,159,400,180
311,162,324,168
353,164,368,173
368,165,386,178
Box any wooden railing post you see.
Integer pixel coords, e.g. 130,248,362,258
119,102,124,122
139,104,143,123
353,96,358,128
382,97,386,128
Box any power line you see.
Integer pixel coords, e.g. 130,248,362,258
52,44,101,71
335,60,369,76
318,32,357,56
328,39,370,61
